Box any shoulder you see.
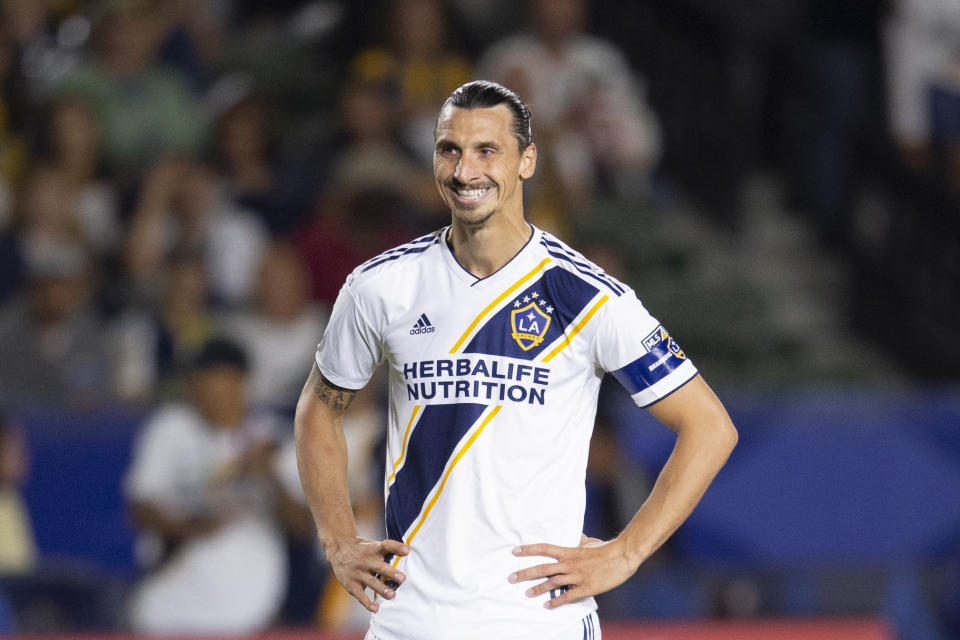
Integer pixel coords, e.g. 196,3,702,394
346,228,446,292
537,231,630,299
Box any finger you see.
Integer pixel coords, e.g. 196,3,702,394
544,585,584,609
347,582,379,613
373,561,406,585
381,538,410,557
361,571,397,600
524,575,570,598
509,562,567,584
513,543,566,559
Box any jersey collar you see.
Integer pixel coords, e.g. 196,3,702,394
440,224,541,288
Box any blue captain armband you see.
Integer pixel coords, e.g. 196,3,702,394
611,325,690,396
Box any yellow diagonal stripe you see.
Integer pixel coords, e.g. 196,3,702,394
540,295,609,363
392,405,503,565
387,405,421,485
449,258,552,353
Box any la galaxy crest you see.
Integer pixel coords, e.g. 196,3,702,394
510,294,552,351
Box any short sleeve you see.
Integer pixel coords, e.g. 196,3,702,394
315,281,383,389
595,291,698,408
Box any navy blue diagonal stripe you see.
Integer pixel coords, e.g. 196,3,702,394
463,267,599,360
385,403,488,541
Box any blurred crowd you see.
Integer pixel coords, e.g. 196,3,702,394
0,0,669,412
0,0,958,636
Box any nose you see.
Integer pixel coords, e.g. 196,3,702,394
453,154,482,182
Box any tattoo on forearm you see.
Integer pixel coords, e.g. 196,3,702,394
313,376,357,411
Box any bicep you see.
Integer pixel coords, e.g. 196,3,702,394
645,375,735,439
303,364,360,413
295,365,361,443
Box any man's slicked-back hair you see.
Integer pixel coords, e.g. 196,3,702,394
439,80,533,151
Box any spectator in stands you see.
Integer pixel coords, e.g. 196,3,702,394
0,413,37,575
125,338,306,634
219,242,328,411
124,158,268,308
296,79,439,305
39,97,119,261
327,79,440,218
1,0,88,101
476,0,662,234
152,0,226,92
0,239,112,409
55,0,203,180
13,164,85,251
349,0,473,166
111,250,216,403
884,0,960,197
885,0,960,175
213,96,316,236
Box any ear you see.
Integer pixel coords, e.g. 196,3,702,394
519,143,537,180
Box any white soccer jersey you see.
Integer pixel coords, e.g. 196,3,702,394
316,225,697,640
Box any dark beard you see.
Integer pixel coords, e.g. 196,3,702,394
452,205,497,227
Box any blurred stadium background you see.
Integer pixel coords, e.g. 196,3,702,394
0,0,958,638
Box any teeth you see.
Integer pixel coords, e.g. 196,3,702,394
455,187,490,200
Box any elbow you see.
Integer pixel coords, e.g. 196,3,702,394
724,420,738,454
715,413,738,460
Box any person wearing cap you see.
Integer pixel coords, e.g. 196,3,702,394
124,337,302,634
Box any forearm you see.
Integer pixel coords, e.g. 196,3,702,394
617,416,736,567
293,366,360,549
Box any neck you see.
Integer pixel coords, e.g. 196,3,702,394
448,213,532,279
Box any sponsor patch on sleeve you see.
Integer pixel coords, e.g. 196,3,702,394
612,326,688,394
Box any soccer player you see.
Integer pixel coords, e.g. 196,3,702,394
295,80,738,640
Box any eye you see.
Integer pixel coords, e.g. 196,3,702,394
479,147,496,158
436,142,458,158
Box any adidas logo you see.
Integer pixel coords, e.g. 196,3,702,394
410,313,436,335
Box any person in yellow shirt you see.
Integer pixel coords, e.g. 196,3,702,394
0,414,37,575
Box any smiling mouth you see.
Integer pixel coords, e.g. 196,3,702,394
449,185,494,204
